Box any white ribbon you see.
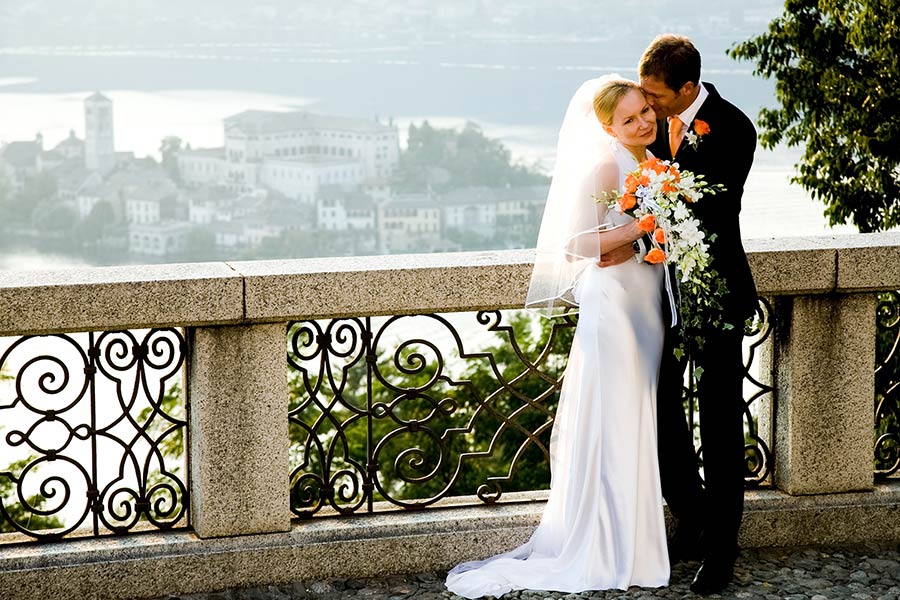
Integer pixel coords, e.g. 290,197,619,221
639,198,679,328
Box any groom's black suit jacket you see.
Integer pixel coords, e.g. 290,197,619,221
648,82,758,324
650,82,758,558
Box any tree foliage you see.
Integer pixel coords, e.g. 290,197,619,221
730,0,900,232
394,121,549,193
175,226,219,262
249,229,366,260
78,199,116,247
0,367,65,535
0,458,66,534
20,172,58,211
159,136,183,184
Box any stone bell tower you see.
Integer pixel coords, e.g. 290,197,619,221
84,92,115,175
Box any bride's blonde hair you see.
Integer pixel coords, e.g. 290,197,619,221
592,78,641,126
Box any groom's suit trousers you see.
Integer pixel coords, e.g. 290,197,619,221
657,316,746,559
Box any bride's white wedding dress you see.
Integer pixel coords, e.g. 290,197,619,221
446,141,669,598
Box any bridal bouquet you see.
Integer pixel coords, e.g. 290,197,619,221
599,157,729,363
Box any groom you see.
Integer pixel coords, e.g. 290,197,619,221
600,34,758,594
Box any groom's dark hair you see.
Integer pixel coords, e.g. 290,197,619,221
639,34,701,92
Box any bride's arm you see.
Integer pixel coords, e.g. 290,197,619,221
594,160,645,254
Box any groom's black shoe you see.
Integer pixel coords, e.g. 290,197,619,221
690,557,735,595
667,523,703,564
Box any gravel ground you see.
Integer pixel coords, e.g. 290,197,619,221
155,544,900,600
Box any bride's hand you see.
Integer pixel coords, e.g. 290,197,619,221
597,243,635,267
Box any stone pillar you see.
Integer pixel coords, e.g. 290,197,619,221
188,323,291,537
772,294,875,495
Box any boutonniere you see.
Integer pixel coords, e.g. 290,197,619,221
683,119,711,150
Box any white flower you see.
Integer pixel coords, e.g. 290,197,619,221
684,130,699,149
646,170,670,188
679,220,706,246
672,203,691,222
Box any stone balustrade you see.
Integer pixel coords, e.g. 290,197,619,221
1,232,900,600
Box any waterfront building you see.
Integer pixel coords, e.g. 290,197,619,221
178,110,399,203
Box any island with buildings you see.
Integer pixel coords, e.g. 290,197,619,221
0,93,549,265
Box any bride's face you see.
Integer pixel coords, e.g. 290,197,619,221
605,89,657,147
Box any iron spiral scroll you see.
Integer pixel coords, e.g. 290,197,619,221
287,311,576,517
875,291,900,478
740,298,776,486
682,298,775,487
0,329,188,541
287,304,775,518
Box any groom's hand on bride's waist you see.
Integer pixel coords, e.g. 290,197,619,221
597,243,636,267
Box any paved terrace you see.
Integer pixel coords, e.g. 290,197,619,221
1,232,900,600
151,544,900,600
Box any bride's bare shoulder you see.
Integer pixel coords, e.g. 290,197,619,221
593,156,620,193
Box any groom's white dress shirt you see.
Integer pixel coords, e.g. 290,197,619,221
670,82,709,145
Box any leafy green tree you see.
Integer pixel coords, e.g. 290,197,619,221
875,292,900,476
78,199,116,248
31,201,75,232
0,368,65,534
0,458,66,534
132,381,188,528
444,228,492,251
246,230,365,260
0,169,11,225
137,382,185,477
31,196,78,253
730,0,900,232
159,136,183,184
176,226,219,262
20,172,58,209
1,171,58,226
732,0,900,477
395,121,549,193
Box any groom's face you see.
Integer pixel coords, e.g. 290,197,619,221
639,76,692,118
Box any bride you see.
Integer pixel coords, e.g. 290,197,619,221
445,76,669,597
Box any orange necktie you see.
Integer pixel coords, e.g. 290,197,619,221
668,116,684,157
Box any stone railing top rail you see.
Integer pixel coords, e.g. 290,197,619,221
1,232,899,336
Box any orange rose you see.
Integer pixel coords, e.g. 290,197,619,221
694,119,710,136
644,248,667,264
643,157,667,174
662,181,678,194
654,227,666,244
624,174,638,194
619,193,636,211
639,174,651,186
668,166,681,181
637,214,656,232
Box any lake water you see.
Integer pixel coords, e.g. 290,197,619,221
0,39,858,268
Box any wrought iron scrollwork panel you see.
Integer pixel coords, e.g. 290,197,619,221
875,291,900,478
0,329,188,542
288,302,775,518
686,297,775,487
288,311,575,517
739,298,775,485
